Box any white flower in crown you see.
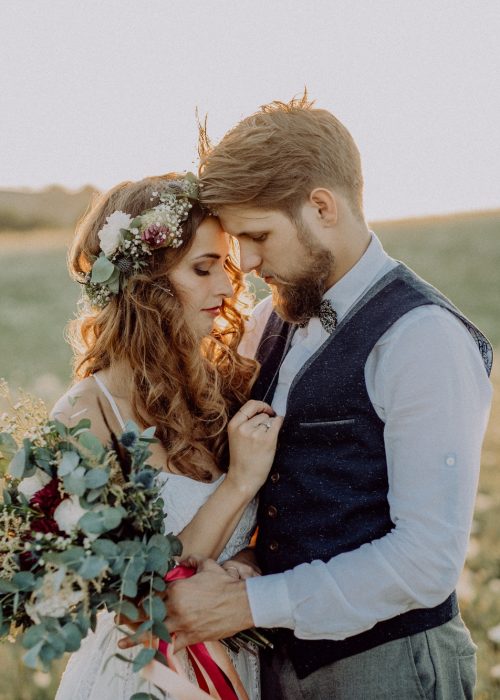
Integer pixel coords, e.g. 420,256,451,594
53,494,88,535
98,211,133,256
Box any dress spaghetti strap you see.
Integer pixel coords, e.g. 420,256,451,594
93,374,126,431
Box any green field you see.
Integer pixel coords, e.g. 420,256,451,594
0,211,499,698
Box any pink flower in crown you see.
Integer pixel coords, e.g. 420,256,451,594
141,224,170,248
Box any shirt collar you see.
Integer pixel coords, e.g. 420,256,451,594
323,232,392,322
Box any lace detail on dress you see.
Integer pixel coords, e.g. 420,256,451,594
56,472,260,700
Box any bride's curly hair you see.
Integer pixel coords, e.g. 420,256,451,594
67,174,258,481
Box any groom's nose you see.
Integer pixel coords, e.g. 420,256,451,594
239,244,262,274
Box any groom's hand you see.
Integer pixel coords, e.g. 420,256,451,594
166,555,254,651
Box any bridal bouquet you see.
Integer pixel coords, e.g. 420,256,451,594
0,383,181,676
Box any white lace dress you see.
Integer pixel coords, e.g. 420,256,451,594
55,472,260,700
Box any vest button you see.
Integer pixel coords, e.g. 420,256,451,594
267,505,278,519
269,540,279,552
270,472,280,483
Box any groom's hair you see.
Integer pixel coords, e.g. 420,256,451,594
198,92,364,220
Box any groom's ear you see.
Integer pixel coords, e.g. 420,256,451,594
308,188,338,226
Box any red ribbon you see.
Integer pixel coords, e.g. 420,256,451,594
159,565,239,700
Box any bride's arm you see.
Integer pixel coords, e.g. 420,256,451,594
175,400,282,561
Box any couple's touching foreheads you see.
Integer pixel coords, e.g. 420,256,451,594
54,93,492,700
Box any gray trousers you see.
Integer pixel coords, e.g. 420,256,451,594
261,615,476,700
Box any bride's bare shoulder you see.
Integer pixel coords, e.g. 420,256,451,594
50,377,101,426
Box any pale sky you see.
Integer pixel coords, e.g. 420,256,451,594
1,0,499,220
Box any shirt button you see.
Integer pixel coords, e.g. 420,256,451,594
270,472,280,484
267,505,278,519
445,453,456,466
269,540,279,552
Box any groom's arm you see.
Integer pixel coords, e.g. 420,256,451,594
245,307,493,640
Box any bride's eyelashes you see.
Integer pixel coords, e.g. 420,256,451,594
195,268,210,276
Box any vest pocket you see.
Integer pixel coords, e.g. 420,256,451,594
300,418,356,428
298,418,357,446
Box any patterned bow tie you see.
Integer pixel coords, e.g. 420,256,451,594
298,299,338,334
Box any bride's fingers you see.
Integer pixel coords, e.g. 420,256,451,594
230,401,275,428
177,554,206,571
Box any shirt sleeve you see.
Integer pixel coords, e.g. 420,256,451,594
246,306,493,638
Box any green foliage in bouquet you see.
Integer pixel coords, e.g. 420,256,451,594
0,384,182,677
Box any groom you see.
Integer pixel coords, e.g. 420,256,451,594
165,95,493,698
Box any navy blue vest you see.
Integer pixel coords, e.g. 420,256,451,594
252,263,492,679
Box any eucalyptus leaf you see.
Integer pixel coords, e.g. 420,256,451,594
46,630,66,656
78,511,106,535
12,571,36,591
22,623,46,648
132,647,156,673
71,418,91,434
22,639,44,669
61,622,82,652
111,599,140,622
145,547,166,572
58,451,80,476
152,620,171,643
140,426,156,440
0,432,18,474
91,538,118,559
78,555,107,580
149,595,166,623
8,447,27,479
152,576,166,593
78,431,104,457
101,506,124,531
39,642,58,666
123,419,140,435
0,579,18,593
84,468,109,489
85,488,104,503
127,618,154,643
91,255,115,284
121,578,138,598
107,267,121,294
63,466,87,496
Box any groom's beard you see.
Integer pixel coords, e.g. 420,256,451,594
269,226,335,325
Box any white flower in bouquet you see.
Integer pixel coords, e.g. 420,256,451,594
53,495,87,535
98,211,132,256
17,468,51,499
25,571,85,623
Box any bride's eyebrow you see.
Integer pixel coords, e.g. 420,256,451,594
192,253,221,261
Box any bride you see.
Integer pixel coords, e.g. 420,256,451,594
52,173,281,699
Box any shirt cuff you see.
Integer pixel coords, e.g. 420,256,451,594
246,573,294,629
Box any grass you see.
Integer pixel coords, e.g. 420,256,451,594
0,212,499,697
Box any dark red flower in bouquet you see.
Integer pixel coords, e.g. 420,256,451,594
29,478,63,534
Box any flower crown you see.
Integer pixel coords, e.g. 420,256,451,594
84,173,200,307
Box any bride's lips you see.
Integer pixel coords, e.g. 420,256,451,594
202,306,222,316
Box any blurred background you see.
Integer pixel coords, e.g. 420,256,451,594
1,1,499,697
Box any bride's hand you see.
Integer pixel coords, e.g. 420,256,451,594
221,558,261,580
227,400,283,495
